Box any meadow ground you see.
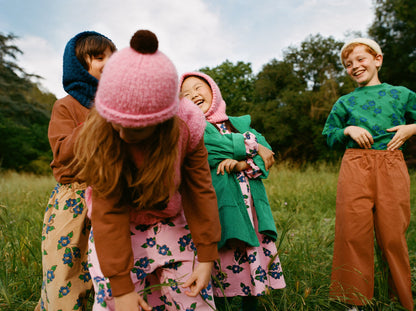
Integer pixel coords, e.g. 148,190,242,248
0,163,415,310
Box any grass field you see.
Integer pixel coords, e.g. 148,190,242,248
0,164,415,310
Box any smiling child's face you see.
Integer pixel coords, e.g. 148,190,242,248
343,44,382,87
180,76,213,113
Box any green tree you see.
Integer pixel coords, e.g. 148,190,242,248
250,35,349,163
369,0,416,91
200,60,254,116
0,32,55,173
369,0,416,168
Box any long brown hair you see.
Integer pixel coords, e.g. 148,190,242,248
74,108,180,209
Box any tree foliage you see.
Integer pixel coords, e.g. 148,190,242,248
200,60,254,116
369,0,416,91
3,0,416,172
0,32,55,173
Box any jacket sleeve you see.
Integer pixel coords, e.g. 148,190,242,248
90,193,134,297
181,138,221,261
204,123,248,168
48,98,88,182
322,100,349,148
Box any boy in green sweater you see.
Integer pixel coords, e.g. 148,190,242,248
323,38,415,310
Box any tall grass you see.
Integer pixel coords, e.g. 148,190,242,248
0,171,55,310
0,165,415,310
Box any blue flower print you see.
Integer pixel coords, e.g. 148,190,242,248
96,288,106,306
190,241,196,252
93,276,106,283
368,100,376,107
178,234,192,251
142,237,156,248
241,283,251,295
362,104,370,110
390,89,399,99
139,257,151,268
255,266,267,282
200,283,212,301
62,248,73,267
263,247,272,257
57,232,73,249
228,264,244,274
248,253,256,264
157,244,172,256
46,265,57,283
164,259,182,270
166,278,181,294
347,96,356,106
239,253,249,264
160,295,173,306
132,268,147,280
374,107,382,114
262,236,272,244
378,90,386,97
58,282,71,297
233,249,243,261
65,198,77,208
219,123,227,133
80,271,91,283
72,247,81,259
73,204,84,216
236,173,246,183
76,189,85,199
74,298,82,310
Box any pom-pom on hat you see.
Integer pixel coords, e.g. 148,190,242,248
340,37,383,67
95,30,179,127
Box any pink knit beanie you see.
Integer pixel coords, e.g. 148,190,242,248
95,30,179,127
179,71,228,123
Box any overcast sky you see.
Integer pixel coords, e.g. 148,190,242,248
0,0,374,98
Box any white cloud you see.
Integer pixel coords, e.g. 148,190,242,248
5,0,374,97
16,35,63,97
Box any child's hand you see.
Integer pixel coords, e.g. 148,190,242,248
344,126,374,149
386,124,416,150
114,291,151,311
182,261,214,297
257,144,275,170
217,159,249,175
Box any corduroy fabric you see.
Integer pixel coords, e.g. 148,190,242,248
330,149,413,310
179,71,228,124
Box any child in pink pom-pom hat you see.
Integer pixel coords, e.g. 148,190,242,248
74,29,221,311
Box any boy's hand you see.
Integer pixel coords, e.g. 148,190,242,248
386,124,416,150
344,126,374,149
257,144,275,170
114,291,151,311
182,261,214,297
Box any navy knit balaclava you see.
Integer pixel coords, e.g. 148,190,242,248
62,31,110,108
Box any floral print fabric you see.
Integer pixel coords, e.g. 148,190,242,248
212,123,285,297
88,212,216,310
40,182,92,311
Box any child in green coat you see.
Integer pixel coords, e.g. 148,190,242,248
180,72,286,311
